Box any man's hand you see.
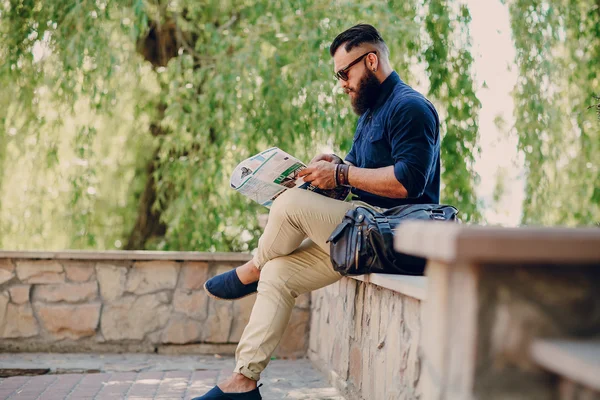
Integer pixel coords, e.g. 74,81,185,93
297,161,337,189
309,153,344,165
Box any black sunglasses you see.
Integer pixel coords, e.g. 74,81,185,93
334,51,377,81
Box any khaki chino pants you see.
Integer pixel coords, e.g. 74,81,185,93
233,188,373,380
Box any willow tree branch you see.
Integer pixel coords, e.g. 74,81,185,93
217,14,238,32
588,95,600,120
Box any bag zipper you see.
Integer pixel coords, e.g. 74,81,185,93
387,206,452,220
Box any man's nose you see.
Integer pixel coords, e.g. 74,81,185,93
339,79,349,90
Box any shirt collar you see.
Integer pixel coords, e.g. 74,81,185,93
371,71,401,112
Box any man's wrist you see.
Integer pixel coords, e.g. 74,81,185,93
331,154,344,165
336,164,351,187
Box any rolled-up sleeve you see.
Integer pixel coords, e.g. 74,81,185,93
344,145,357,165
389,98,439,198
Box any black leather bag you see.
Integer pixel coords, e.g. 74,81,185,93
326,203,459,276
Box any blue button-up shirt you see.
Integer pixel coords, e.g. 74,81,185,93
345,72,440,209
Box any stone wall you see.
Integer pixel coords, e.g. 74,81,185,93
309,277,422,400
0,254,309,357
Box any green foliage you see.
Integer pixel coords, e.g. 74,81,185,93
590,95,600,120
0,0,482,250
423,0,482,222
151,0,436,251
506,0,600,226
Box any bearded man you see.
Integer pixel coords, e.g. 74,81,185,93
195,24,440,400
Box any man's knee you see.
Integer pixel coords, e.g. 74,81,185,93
258,259,297,298
269,188,310,219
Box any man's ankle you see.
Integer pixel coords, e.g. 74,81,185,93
236,261,260,284
232,372,257,387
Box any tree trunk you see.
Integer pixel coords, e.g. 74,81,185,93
123,12,236,249
0,129,5,248
124,18,180,249
124,148,166,249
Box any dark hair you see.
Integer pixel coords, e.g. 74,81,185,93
329,24,387,57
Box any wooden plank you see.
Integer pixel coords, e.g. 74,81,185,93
0,250,252,262
395,221,600,264
531,339,600,391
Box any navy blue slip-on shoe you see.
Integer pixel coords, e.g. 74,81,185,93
191,384,262,400
204,268,259,300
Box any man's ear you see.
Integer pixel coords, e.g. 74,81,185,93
367,53,379,72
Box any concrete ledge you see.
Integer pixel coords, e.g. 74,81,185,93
395,221,600,264
531,339,600,391
0,250,252,262
350,274,426,300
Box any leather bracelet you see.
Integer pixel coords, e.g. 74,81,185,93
337,164,350,187
334,164,340,187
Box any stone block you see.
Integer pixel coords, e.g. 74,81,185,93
101,293,170,341
332,340,343,373
362,323,375,399
202,301,233,343
210,263,237,278
9,285,31,304
353,283,365,341
16,260,64,284
1,303,39,338
178,262,209,290
173,290,208,320
161,317,202,344
404,298,421,389
35,282,98,303
338,332,350,381
374,350,387,400
146,330,161,344
0,291,9,330
0,260,15,284
277,308,310,358
126,261,178,295
309,292,321,353
96,263,127,301
330,279,340,297
404,296,420,334
385,310,403,396
349,343,363,389
228,293,257,342
345,278,357,320
63,261,95,282
295,293,311,309
334,298,345,335
0,259,14,272
378,291,391,343
36,303,101,339
318,292,331,356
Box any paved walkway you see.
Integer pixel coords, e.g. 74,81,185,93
0,354,344,400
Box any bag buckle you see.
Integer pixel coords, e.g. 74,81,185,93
430,209,446,220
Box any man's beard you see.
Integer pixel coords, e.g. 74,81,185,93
349,68,381,115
